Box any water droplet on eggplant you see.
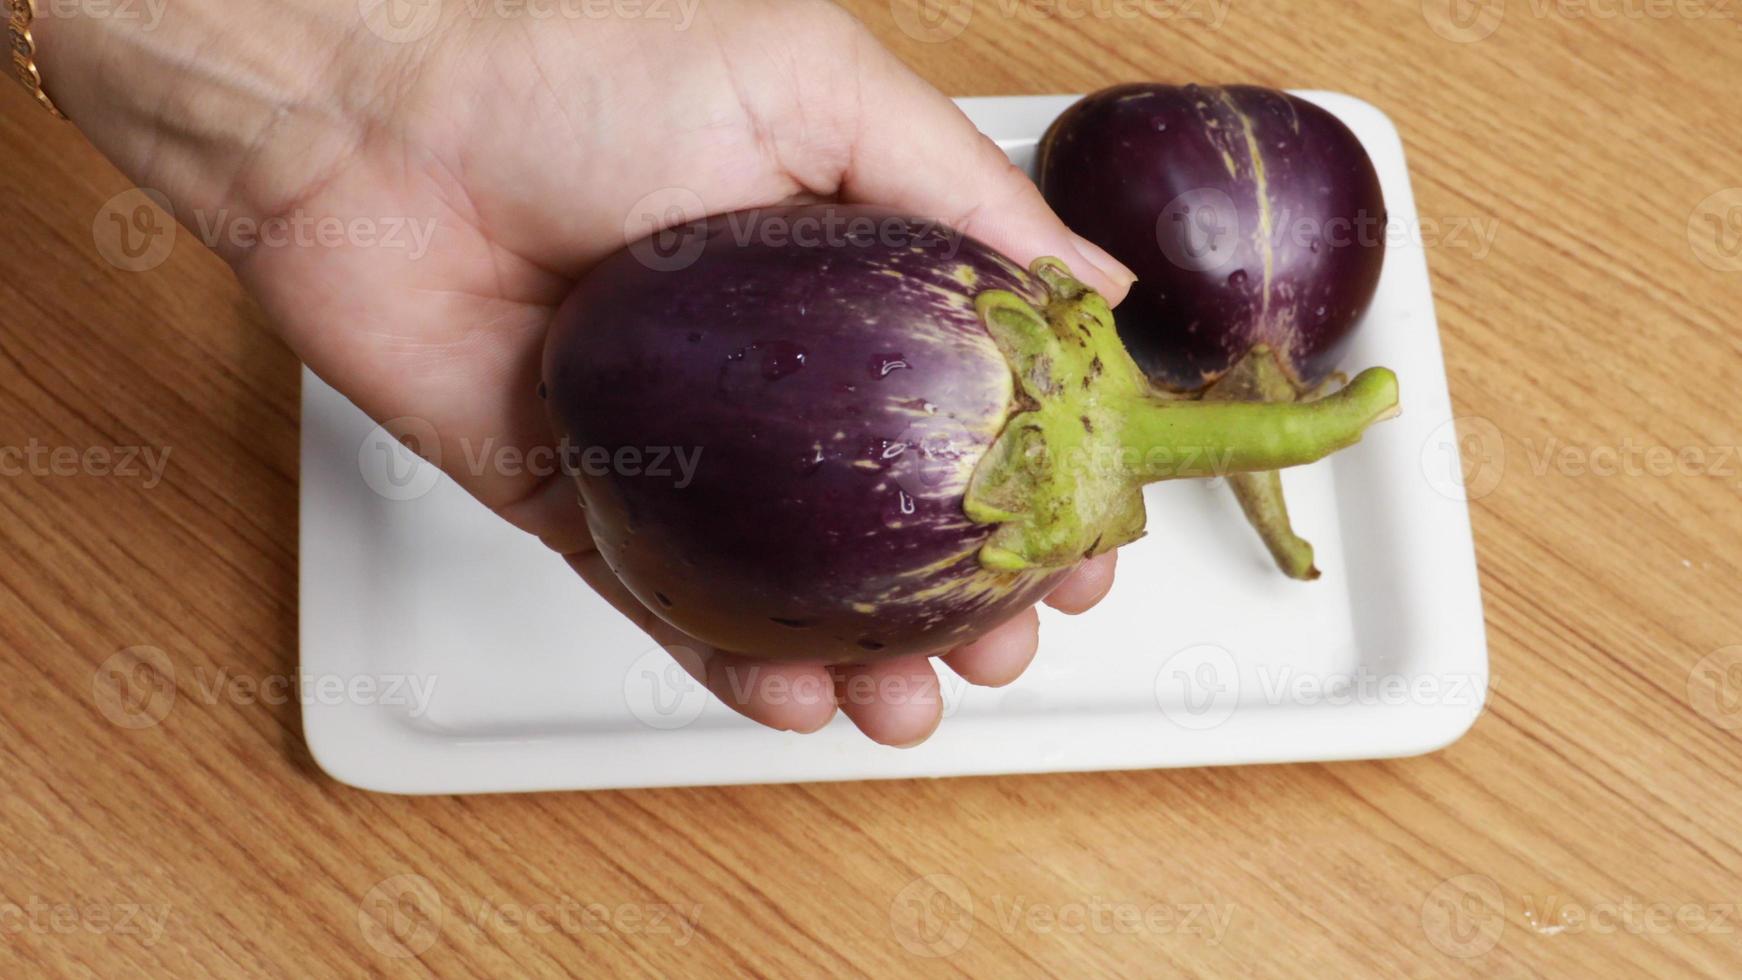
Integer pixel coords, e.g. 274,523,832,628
758,340,807,381
870,353,910,378
860,437,909,469
1227,269,1248,287
796,445,827,476
718,340,807,398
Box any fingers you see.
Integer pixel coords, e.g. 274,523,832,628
1044,550,1118,614
835,34,1135,303
941,606,1039,687
910,558,1119,742
575,547,1092,744
704,655,838,735
832,654,944,747
494,470,597,556
568,519,1110,747
568,551,840,734
840,601,1050,746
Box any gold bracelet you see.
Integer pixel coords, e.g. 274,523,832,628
7,0,67,119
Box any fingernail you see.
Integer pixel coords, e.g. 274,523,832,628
1071,236,1136,295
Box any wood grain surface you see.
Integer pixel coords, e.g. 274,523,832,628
3,0,1740,975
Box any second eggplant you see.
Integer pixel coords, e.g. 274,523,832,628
1038,83,1389,579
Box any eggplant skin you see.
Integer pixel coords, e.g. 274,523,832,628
1039,84,1386,391
543,205,1071,663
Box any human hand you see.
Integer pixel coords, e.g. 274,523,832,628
34,0,1135,745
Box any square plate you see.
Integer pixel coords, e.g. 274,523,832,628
300,93,1487,794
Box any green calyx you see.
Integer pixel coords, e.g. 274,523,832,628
963,259,1401,572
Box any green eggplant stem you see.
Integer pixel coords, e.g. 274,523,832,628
1112,369,1399,482
1204,345,1320,580
965,258,1400,572
1229,471,1320,580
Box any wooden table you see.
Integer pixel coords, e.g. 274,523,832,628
3,0,1739,974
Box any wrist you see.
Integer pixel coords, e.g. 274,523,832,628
29,0,379,223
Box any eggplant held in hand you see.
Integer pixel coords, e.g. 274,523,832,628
543,205,1398,662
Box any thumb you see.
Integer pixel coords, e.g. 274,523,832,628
834,43,1135,303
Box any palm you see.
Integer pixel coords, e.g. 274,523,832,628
243,12,825,493
219,4,1126,743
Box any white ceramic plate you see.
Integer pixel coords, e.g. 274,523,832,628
300,93,1487,794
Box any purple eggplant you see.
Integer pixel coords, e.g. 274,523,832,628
1039,83,1388,579
543,205,1399,662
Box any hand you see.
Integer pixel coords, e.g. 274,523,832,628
35,0,1135,745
